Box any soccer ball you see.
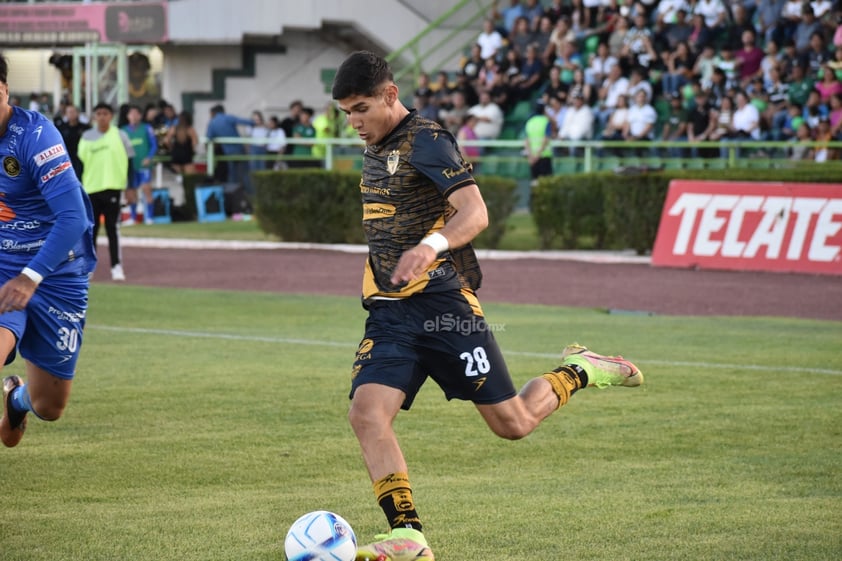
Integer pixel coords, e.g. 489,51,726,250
284,510,357,561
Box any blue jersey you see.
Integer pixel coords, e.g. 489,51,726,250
0,106,96,276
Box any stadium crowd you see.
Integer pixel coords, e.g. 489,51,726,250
419,0,842,161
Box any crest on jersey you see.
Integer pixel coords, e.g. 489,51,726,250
3,156,20,177
386,150,400,175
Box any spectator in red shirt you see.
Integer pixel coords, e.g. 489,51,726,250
736,29,764,88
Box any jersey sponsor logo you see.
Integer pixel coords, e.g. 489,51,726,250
0,220,40,230
0,196,15,221
652,181,842,275
442,164,469,179
386,149,400,175
40,160,73,183
355,338,374,361
3,156,21,177
360,184,390,196
33,143,66,167
362,202,396,220
33,125,43,141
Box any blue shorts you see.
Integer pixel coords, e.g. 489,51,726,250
351,290,516,410
128,169,152,189
0,272,89,380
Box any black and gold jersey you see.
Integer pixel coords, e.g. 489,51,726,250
360,110,482,300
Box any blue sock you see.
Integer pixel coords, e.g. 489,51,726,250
9,383,32,414
146,201,154,220
129,204,137,221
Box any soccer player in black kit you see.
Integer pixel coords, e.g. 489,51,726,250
332,51,644,561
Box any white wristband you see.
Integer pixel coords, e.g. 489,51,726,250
420,232,449,255
21,267,44,285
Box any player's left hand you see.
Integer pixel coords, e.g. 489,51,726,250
0,275,37,314
390,244,437,285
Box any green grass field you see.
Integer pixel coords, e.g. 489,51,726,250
2,285,840,561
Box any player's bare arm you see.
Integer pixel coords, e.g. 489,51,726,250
390,184,488,285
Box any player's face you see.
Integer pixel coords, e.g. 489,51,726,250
337,84,399,146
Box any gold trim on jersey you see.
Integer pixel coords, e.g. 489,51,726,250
363,202,396,220
362,257,442,299
460,287,485,317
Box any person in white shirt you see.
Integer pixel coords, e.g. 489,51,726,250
623,89,657,155
596,64,629,128
558,89,595,155
476,18,504,61
468,89,504,139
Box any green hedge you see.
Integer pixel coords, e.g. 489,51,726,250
532,163,842,254
253,170,365,243
473,174,519,249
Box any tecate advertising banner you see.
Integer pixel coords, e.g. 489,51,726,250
652,181,842,276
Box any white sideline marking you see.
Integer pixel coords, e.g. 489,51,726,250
88,325,842,376
112,237,652,264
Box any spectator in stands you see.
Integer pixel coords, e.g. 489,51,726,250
760,39,781,86
598,93,629,155
623,89,658,155
687,89,716,157
708,94,735,156
788,121,814,160
495,0,526,36
660,91,689,157
456,114,481,170
206,104,253,186
622,11,657,69
662,8,693,50
544,91,567,136
662,40,695,97
687,13,713,54
413,91,439,123
432,70,454,109
606,15,630,60
165,110,199,176
468,89,504,140
827,92,842,139
777,0,805,46
477,18,505,61
488,65,513,113
248,110,269,172
552,39,583,84
693,0,729,43
803,89,829,129
655,0,691,27
439,90,470,136
736,29,765,88
280,100,303,159
414,72,433,99
793,5,822,56
692,44,718,89
729,90,763,157
815,63,842,104
585,41,617,88
723,4,756,50
596,63,630,128
509,16,534,57
478,55,501,93
627,66,653,103
265,115,288,170
812,117,835,161
510,43,546,101
765,66,790,137
778,102,805,141
558,88,595,154
532,15,554,61
568,67,594,106
522,0,545,29
803,31,830,79
57,103,91,181
544,15,576,65
715,45,740,90
460,43,485,92
290,106,317,168
757,0,786,46
787,63,816,107
540,64,568,106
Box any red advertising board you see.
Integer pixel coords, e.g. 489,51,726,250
652,181,842,275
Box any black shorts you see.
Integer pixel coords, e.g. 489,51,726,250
351,290,516,410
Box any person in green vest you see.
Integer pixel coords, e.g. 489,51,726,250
311,101,341,162
121,105,158,224
78,102,135,281
524,103,554,186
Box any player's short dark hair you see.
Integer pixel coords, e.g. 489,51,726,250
331,51,394,100
93,101,114,113
0,54,8,84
